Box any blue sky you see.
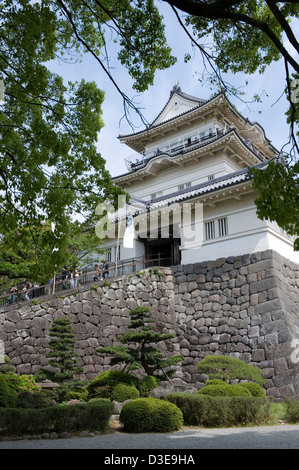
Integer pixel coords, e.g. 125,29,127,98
50,2,297,178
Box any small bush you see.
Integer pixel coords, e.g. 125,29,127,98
65,389,89,402
231,385,252,396
198,383,251,397
87,398,112,406
120,398,183,433
112,383,140,402
285,398,299,423
165,393,271,427
139,376,160,397
206,379,227,386
197,355,265,385
0,374,18,408
87,370,138,399
6,373,41,394
238,382,265,397
87,370,139,401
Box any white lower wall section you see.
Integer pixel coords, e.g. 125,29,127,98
181,227,299,264
121,239,145,261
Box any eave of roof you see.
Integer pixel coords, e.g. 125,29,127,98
112,128,267,183
118,92,221,143
150,85,206,127
118,91,277,158
125,160,269,213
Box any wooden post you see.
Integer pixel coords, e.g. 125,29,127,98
52,266,57,294
115,216,122,276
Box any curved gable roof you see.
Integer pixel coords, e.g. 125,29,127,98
151,84,206,126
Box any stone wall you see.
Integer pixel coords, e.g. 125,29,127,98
172,250,299,398
1,249,299,399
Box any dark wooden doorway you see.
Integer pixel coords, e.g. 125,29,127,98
144,238,181,267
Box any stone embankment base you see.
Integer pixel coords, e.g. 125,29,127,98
1,250,299,399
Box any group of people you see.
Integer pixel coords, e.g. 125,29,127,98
93,261,109,282
6,261,109,305
61,266,83,290
8,280,40,304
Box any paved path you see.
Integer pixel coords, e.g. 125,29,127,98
1,424,299,450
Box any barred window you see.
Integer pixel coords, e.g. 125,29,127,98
178,182,191,191
218,217,228,237
205,221,215,240
106,248,112,263
151,191,163,199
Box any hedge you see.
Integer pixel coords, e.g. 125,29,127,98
120,398,183,433
0,399,114,436
165,393,271,427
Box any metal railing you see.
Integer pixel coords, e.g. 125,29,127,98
0,255,174,308
124,128,224,171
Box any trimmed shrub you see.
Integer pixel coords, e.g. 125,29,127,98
198,383,251,397
65,389,89,402
139,376,160,397
238,382,266,397
87,370,138,399
285,398,299,423
206,379,227,386
231,385,252,396
112,383,140,402
197,355,265,385
0,400,114,436
87,398,112,406
120,398,183,433
165,393,271,427
0,374,18,408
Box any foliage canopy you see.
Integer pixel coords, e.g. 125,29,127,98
40,317,83,383
197,355,266,385
97,306,183,380
1,0,298,263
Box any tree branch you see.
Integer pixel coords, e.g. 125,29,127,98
265,0,299,54
56,0,149,129
163,0,299,73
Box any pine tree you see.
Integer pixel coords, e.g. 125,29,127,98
45,317,83,383
197,355,266,385
97,306,183,381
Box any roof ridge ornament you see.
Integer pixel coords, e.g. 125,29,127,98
170,82,182,97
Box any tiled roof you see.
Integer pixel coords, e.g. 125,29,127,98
118,91,215,141
149,85,207,127
127,160,269,212
113,129,265,181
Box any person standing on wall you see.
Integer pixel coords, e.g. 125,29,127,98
74,266,82,287
102,261,109,279
93,264,100,282
9,282,18,304
68,269,75,289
